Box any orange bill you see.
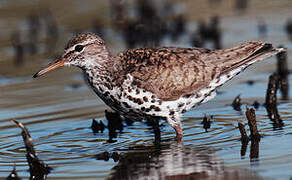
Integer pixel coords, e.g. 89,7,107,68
33,58,67,78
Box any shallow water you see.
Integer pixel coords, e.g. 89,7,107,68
1,0,292,179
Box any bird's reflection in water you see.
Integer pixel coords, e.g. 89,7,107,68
108,143,265,180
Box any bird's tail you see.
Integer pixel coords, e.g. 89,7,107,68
205,41,286,75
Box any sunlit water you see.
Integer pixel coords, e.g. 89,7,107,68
1,1,292,179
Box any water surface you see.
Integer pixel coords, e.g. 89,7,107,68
0,0,292,179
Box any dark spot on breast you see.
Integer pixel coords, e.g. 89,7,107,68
158,100,162,105
181,109,187,113
136,89,140,95
151,99,155,103
150,105,155,109
143,96,148,102
154,106,161,111
104,77,110,82
128,95,133,101
141,107,146,111
169,110,175,115
178,103,185,108
151,95,155,99
137,98,143,105
122,102,130,108
104,91,110,97
145,108,151,112
115,100,121,105
104,83,113,90
128,87,132,93
196,93,202,98
183,94,193,98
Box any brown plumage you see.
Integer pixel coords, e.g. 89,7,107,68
115,42,275,100
33,33,285,142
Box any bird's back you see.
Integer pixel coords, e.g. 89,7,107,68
114,42,283,101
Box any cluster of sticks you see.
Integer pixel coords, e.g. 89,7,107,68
91,110,162,144
8,118,126,179
91,110,125,143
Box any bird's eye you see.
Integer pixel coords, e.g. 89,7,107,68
75,45,84,52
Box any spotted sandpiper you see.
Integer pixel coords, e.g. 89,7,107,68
33,33,285,141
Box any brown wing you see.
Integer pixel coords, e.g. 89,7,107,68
117,42,275,101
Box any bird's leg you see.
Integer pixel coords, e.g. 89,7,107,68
167,116,184,142
174,123,183,142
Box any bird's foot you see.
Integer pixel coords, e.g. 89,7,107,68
175,134,183,143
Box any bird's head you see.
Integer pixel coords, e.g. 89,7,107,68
33,33,109,78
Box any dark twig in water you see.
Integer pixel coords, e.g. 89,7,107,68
238,122,248,141
105,110,123,143
265,73,284,129
105,110,123,132
250,138,260,162
253,101,260,109
241,139,249,158
112,152,120,162
245,80,255,86
245,107,261,140
245,108,260,162
95,151,110,161
12,120,52,180
232,95,242,111
146,117,161,144
6,166,21,180
238,122,249,157
91,119,105,133
95,151,120,162
276,46,289,100
265,74,279,106
201,114,212,132
238,108,261,161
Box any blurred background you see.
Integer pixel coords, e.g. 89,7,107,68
1,0,292,179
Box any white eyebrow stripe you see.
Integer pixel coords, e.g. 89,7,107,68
64,41,96,55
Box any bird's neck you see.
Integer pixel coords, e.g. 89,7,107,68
81,54,122,92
